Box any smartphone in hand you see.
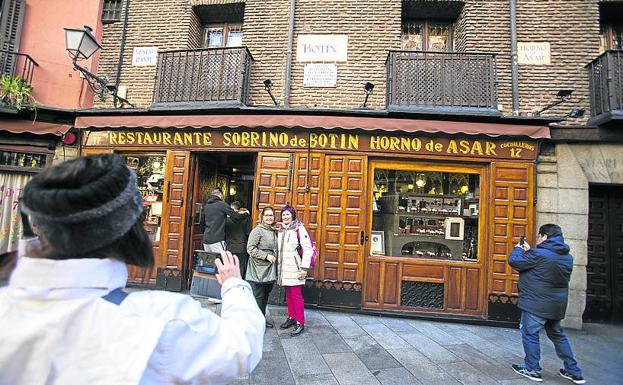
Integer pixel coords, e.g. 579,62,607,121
519,235,526,246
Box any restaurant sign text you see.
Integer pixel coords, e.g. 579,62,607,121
86,130,538,160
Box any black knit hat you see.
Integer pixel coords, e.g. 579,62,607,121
20,154,144,257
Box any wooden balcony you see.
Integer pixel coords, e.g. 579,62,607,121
0,49,38,84
587,50,623,126
386,50,498,115
152,47,253,107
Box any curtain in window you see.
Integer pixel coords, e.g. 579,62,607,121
0,172,30,254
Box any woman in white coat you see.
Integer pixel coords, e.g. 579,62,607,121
277,205,314,336
0,154,264,385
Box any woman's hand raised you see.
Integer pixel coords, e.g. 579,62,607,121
214,251,241,285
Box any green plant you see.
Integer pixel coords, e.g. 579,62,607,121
0,74,37,111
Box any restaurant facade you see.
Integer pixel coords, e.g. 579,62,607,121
77,111,549,323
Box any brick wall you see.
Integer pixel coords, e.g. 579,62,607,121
96,0,198,108
96,0,606,122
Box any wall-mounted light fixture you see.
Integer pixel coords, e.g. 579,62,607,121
361,82,375,109
263,79,279,106
533,89,573,116
567,108,585,119
64,26,134,108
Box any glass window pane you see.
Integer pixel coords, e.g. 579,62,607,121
402,21,423,50
227,31,243,47
428,23,451,51
123,155,166,243
206,28,224,48
371,168,480,261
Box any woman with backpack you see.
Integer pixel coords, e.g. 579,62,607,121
277,205,314,336
246,206,278,328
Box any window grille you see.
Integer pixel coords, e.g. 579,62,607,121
102,0,122,23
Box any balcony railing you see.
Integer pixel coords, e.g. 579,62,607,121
0,49,38,84
386,50,498,113
587,50,623,122
153,47,253,106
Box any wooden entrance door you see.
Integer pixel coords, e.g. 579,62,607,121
585,185,623,323
254,152,293,217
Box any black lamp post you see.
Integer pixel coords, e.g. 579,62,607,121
64,26,133,107
361,82,375,108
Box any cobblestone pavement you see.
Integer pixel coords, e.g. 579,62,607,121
198,299,622,385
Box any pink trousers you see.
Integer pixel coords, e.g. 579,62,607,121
285,285,305,324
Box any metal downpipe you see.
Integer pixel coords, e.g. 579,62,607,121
284,0,295,108
510,0,519,114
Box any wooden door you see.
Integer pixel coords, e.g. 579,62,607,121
253,152,293,218
319,155,367,282
292,152,324,276
585,185,623,323
159,150,191,275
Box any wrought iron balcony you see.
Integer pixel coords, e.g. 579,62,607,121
386,50,498,114
153,47,253,107
587,50,623,125
0,49,38,84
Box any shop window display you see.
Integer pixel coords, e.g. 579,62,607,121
372,168,480,261
123,155,166,242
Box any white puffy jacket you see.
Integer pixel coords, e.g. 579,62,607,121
0,256,265,385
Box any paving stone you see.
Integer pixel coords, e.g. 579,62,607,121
308,325,352,354
293,373,339,385
449,344,518,381
378,317,415,332
250,349,295,385
343,335,402,370
442,361,497,384
360,323,412,350
350,313,384,326
401,332,461,363
409,320,461,346
281,334,332,377
322,312,368,338
372,367,422,385
262,328,283,353
322,352,381,385
303,309,331,327
386,348,457,382
227,376,250,385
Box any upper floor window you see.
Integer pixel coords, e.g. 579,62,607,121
402,20,453,52
203,23,242,48
600,23,623,51
102,0,122,23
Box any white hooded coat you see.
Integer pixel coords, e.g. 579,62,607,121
277,220,314,286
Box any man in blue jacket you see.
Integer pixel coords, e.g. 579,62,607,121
509,224,585,384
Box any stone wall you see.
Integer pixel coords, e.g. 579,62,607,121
536,143,623,329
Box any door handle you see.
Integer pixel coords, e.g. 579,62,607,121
360,231,369,245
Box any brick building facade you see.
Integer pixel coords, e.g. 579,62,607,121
83,0,623,328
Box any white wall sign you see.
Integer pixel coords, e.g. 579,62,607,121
303,63,337,87
297,35,348,62
517,42,551,65
132,47,158,66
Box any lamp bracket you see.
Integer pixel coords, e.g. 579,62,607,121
71,58,135,108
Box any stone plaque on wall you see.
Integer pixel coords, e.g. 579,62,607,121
303,63,337,87
517,42,551,65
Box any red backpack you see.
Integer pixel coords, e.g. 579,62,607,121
295,227,318,268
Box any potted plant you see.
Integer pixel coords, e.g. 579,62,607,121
0,74,37,112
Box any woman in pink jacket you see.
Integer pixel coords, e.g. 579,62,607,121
277,205,314,336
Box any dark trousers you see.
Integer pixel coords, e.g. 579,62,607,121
249,281,274,316
236,252,249,280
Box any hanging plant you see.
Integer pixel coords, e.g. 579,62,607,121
0,74,37,112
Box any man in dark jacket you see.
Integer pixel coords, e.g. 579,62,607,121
203,188,249,252
225,201,252,279
508,224,584,384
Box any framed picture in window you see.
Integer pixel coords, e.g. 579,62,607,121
445,217,464,240
370,231,385,255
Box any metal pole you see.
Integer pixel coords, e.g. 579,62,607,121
284,0,296,108
510,0,519,114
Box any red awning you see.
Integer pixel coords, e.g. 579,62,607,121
1,120,72,136
75,114,550,139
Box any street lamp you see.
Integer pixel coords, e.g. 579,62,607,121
64,26,133,107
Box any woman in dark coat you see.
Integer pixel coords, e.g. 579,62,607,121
246,206,278,328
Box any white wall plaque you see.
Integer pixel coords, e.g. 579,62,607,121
297,35,348,62
517,42,551,65
132,47,158,66
304,63,337,87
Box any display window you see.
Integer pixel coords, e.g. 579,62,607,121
371,162,480,261
121,154,166,242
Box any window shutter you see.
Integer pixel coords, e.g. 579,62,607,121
0,0,26,77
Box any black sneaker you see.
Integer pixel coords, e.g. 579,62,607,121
290,323,305,336
512,364,543,382
265,320,274,329
560,369,586,384
280,317,296,329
